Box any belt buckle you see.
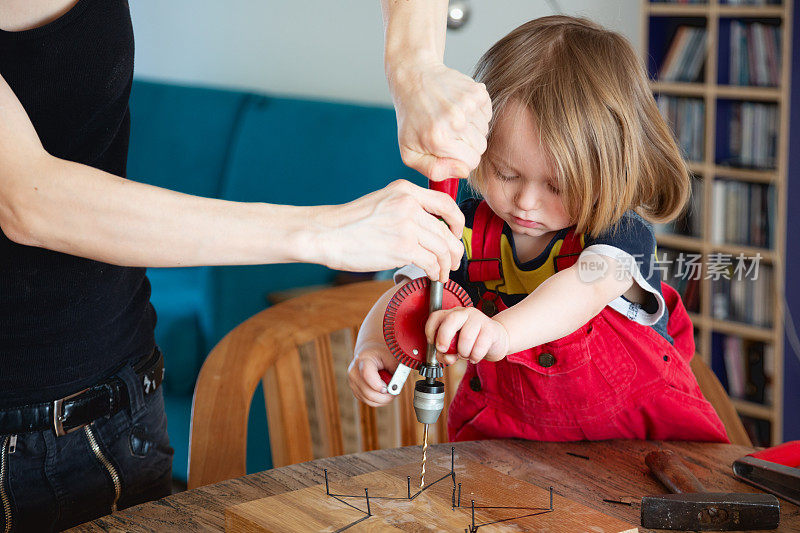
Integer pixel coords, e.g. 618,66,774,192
52,388,90,437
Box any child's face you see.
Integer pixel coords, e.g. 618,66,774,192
481,100,572,239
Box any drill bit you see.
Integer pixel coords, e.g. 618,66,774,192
420,423,429,488
420,279,442,489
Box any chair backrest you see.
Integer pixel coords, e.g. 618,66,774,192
188,280,459,489
690,355,752,446
188,279,750,488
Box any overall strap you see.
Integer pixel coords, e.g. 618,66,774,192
467,201,505,283
553,228,583,272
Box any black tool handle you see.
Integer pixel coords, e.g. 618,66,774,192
645,450,707,494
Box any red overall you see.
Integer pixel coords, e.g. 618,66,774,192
447,202,729,443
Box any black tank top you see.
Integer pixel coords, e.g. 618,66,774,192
0,0,156,407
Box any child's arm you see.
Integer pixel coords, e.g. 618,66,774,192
348,281,410,407
428,255,637,363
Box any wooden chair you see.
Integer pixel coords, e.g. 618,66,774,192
690,355,752,446
188,279,749,488
188,280,461,489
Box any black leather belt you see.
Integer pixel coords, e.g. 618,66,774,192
0,348,164,437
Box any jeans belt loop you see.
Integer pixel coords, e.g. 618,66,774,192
52,387,90,437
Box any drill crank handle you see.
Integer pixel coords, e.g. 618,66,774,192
379,365,412,396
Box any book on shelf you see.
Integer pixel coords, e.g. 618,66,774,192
730,21,782,86
711,262,773,327
740,415,772,447
656,95,704,161
710,332,773,405
711,179,775,248
723,102,778,169
658,247,702,312
722,0,783,7
659,26,707,82
656,176,703,237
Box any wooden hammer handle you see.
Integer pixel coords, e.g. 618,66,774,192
645,450,707,494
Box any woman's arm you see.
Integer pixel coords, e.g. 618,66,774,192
381,0,491,181
0,74,464,278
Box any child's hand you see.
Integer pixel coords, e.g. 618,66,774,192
426,307,510,364
348,339,399,408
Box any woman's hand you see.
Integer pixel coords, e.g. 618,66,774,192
312,179,464,281
389,61,491,181
381,0,491,182
426,307,509,365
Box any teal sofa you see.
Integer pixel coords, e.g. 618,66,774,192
126,80,417,482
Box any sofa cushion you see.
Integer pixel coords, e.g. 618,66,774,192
127,80,248,198
147,267,214,396
220,95,414,203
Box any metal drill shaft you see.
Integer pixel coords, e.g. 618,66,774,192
426,280,444,371
420,423,429,488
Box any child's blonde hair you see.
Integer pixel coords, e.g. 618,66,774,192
472,15,690,235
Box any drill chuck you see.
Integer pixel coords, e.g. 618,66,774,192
413,379,445,424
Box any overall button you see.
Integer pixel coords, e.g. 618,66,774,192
538,352,556,368
481,299,498,317
469,375,482,392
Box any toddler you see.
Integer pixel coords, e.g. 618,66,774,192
349,16,728,443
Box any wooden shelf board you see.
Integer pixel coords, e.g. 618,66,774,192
651,81,707,97
708,318,774,342
717,5,786,18
708,242,775,262
689,312,706,327
688,162,709,176
656,232,705,251
647,4,710,16
713,165,778,183
714,85,782,101
650,83,781,101
732,399,775,420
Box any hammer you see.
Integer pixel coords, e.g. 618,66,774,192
641,450,780,531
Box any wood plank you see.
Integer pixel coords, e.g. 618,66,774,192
270,349,313,467
225,459,637,533
313,335,345,458
330,329,360,455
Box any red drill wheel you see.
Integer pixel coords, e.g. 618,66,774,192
383,277,473,371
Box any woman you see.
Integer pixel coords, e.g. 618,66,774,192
0,0,489,530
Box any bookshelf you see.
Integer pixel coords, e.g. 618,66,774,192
642,0,795,446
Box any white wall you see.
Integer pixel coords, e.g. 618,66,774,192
130,0,641,106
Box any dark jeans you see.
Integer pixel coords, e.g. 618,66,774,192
1,368,173,532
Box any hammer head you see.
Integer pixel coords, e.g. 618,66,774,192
641,492,780,530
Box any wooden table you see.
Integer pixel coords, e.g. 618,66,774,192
71,440,800,532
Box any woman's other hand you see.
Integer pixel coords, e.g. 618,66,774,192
390,61,491,181
313,179,464,281
381,0,491,181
